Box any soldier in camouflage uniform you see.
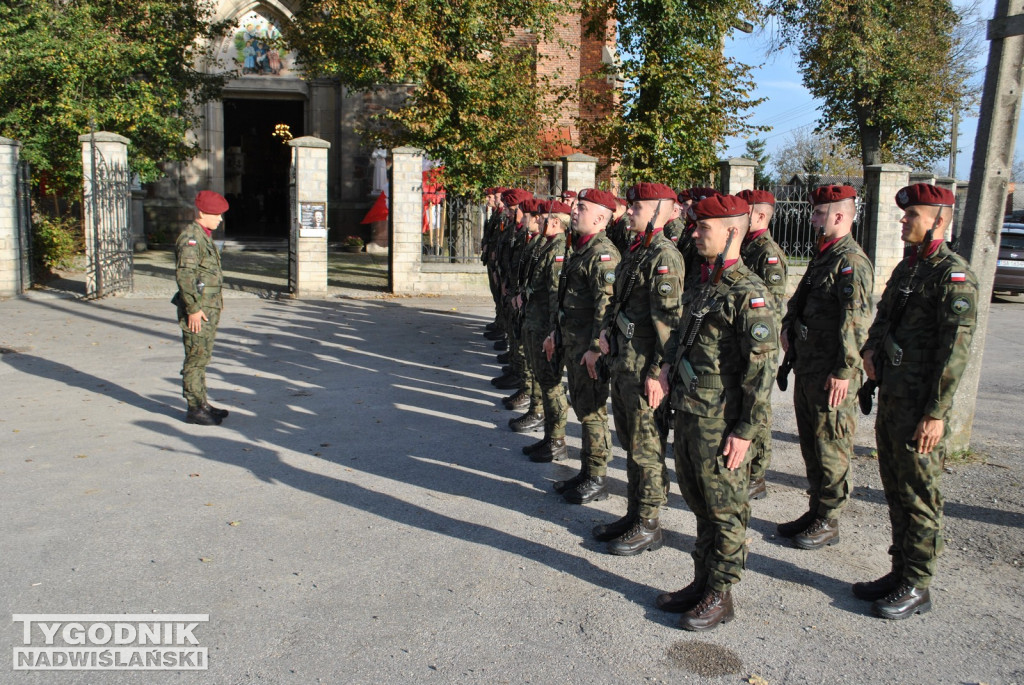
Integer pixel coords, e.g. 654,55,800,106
655,193,778,631
495,190,538,414
595,182,685,555
855,183,978,620
174,191,230,426
778,185,874,549
662,196,686,245
520,200,572,462
605,198,631,254
736,189,788,501
679,188,720,288
480,188,505,335
544,189,621,502
507,196,547,432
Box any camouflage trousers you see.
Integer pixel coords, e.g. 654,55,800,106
876,392,946,589
180,307,220,409
793,371,860,519
524,327,567,438
564,342,612,476
747,409,773,483
506,312,541,410
673,411,750,591
610,370,669,520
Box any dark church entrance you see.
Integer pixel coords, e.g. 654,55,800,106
222,98,304,238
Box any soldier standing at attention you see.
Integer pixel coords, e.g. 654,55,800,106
778,185,874,549
596,182,685,555
520,200,572,462
655,193,777,631
175,191,230,426
855,183,978,620
736,189,788,501
606,197,631,254
544,189,621,502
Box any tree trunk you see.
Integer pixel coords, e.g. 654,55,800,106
860,125,882,167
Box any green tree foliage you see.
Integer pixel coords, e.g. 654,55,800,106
770,0,971,168
581,0,764,188
286,0,566,196
0,0,228,196
744,137,774,186
771,128,860,182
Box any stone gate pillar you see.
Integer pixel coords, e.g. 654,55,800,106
390,147,424,294
863,163,912,293
80,131,132,298
288,136,330,298
561,153,598,193
718,158,757,195
0,137,23,298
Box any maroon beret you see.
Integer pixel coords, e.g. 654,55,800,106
694,194,750,220
810,185,857,206
544,200,573,215
689,187,721,202
501,189,533,207
195,190,229,215
560,190,578,200
625,182,677,202
896,183,955,209
616,197,628,207
676,190,691,203
737,189,775,206
577,188,618,212
520,198,542,214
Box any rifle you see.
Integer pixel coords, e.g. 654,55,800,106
550,213,575,370
776,224,826,391
605,201,661,360
857,223,937,414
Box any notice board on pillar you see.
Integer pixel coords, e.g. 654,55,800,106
298,202,327,237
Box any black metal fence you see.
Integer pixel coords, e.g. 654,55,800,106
15,159,32,293
422,195,486,263
84,150,133,297
761,183,867,263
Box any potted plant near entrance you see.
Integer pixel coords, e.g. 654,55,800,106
343,236,364,253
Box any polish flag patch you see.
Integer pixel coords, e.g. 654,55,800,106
767,256,779,264
841,265,853,275
600,254,611,261
750,297,766,308
555,255,565,262
187,239,197,246
950,272,966,282
656,265,670,274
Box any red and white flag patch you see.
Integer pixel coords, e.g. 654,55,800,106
555,255,565,262
187,239,197,246
749,297,766,308
656,265,670,274
767,256,779,264
950,272,966,282
840,265,853,275
599,254,611,261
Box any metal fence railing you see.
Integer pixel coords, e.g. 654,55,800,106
15,159,32,292
761,183,866,263
422,195,486,264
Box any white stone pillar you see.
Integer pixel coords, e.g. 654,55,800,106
561,153,598,193
718,158,757,195
863,163,912,293
390,147,424,294
0,137,23,298
288,136,331,299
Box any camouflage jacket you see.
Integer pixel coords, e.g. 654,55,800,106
741,230,788,314
523,233,567,333
782,233,873,379
558,231,621,353
864,243,978,420
664,217,685,245
602,229,686,380
663,262,778,440
175,222,223,314
606,216,631,255
480,210,501,263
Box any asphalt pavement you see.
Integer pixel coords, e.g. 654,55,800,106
1,268,1022,684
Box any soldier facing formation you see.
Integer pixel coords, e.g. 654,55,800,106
475,179,970,630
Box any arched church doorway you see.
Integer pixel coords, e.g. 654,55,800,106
222,97,304,239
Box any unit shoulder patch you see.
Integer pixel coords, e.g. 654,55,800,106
750,321,772,342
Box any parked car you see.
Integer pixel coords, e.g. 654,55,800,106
995,223,1024,295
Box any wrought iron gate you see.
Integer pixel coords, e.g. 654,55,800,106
15,159,32,293
83,139,133,298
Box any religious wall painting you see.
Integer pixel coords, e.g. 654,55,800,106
222,9,297,77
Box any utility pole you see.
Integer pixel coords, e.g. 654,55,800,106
948,108,959,179
948,0,1024,452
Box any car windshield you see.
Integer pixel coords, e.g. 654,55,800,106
1001,232,1024,250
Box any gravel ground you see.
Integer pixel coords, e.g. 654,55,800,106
0,268,1021,684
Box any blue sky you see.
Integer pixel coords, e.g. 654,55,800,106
719,12,1016,181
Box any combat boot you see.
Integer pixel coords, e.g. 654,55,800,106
656,576,708,613
680,590,734,631
523,437,550,455
607,517,662,556
186,405,222,426
202,402,229,420
530,437,567,463
491,373,522,389
793,517,840,550
593,511,637,542
493,339,508,351
852,570,902,601
484,329,506,341
502,390,530,410
776,509,817,538
747,477,766,501
509,410,544,433
553,465,588,494
485,320,500,332
872,583,931,620
563,476,608,504
496,351,511,364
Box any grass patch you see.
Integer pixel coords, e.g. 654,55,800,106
946,448,986,466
